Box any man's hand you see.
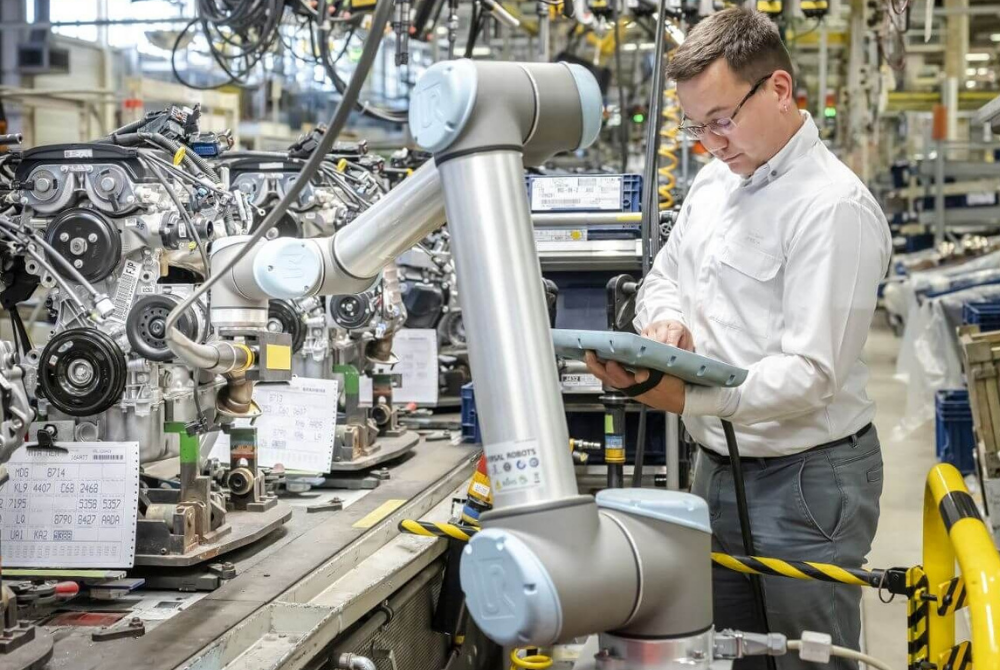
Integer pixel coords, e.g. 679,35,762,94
641,320,694,352
584,351,686,414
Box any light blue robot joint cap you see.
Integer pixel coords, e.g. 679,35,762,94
409,60,479,154
596,488,712,534
459,528,563,647
252,238,323,299
562,63,603,150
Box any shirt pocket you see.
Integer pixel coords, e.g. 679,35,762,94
708,242,782,341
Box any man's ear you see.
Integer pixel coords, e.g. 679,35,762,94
770,70,795,107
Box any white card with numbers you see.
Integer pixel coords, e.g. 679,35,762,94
254,377,339,473
0,442,141,568
390,329,439,405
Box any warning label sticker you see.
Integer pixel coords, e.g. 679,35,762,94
486,440,544,493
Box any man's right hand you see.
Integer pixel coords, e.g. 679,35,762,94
641,320,694,352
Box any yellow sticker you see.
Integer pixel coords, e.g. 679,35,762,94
265,344,291,371
605,415,614,434
353,499,407,529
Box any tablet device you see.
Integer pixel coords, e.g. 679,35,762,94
551,329,748,388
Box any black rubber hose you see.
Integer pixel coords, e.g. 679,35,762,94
317,0,409,125
609,0,629,173
105,117,147,137
98,132,143,146
631,405,647,487
721,418,775,669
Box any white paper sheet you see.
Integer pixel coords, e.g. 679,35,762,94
0,442,141,568
390,329,439,405
253,377,339,472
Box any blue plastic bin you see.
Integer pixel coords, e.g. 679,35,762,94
963,302,1000,332
935,389,977,475
460,383,481,444
525,174,643,213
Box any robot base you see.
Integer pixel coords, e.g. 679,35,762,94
133,502,292,567
0,627,53,670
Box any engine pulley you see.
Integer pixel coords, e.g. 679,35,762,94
267,300,306,353
38,328,127,416
126,294,199,362
329,293,374,331
44,208,121,283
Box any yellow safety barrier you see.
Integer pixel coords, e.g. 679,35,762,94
922,463,1000,667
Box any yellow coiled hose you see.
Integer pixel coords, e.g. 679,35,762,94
658,85,680,211
510,649,553,670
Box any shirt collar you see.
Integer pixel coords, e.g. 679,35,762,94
741,111,820,188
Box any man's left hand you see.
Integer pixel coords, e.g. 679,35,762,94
584,351,686,414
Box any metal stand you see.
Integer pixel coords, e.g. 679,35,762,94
0,469,53,670
134,424,290,565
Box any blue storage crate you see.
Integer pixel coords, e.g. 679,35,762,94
902,233,935,253
935,389,977,475
963,302,1000,332
460,383,481,444
526,174,642,213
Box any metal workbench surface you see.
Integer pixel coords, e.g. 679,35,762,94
38,437,478,670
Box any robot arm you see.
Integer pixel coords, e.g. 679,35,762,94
169,59,715,657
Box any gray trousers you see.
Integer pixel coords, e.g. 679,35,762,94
690,426,883,670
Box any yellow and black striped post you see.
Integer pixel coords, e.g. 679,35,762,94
937,576,967,617
907,566,930,670
923,464,1000,665
938,641,972,670
398,520,478,542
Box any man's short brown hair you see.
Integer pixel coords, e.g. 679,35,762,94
665,8,794,88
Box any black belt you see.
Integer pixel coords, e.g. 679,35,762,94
699,422,873,465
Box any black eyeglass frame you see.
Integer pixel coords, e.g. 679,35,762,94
677,72,775,139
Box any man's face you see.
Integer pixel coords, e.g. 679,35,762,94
676,59,778,177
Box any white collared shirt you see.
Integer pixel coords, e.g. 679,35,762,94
634,112,891,457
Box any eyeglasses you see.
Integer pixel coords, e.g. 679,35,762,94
678,73,774,140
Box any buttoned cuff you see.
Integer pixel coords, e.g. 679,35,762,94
683,385,740,419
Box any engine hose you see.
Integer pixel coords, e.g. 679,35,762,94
102,131,218,182
105,116,147,137
510,649,552,670
140,132,220,182
721,418,776,670
657,85,680,210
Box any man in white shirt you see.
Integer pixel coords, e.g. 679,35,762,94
585,8,891,669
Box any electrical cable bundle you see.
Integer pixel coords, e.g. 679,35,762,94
316,0,410,123
171,0,410,123
172,0,288,90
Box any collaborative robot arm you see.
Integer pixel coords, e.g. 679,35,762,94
168,59,715,665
